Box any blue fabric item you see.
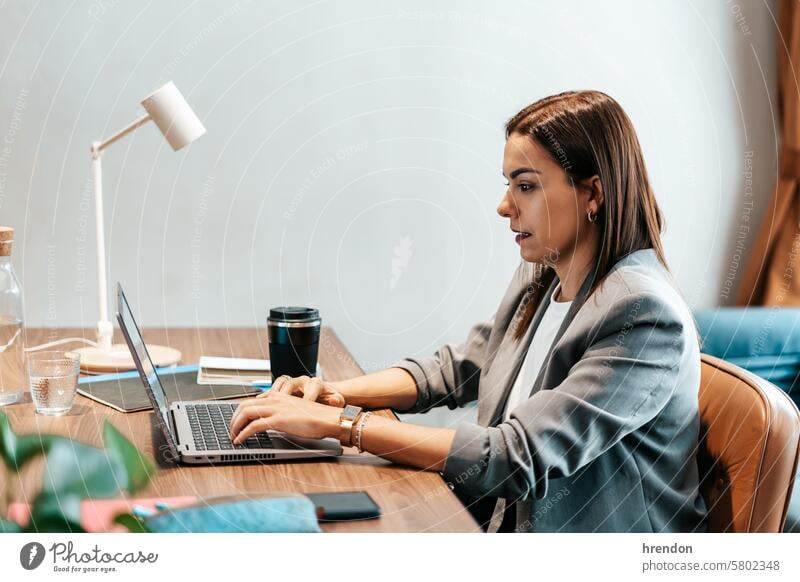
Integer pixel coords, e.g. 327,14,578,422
694,308,800,401
78,364,200,384
144,496,321,533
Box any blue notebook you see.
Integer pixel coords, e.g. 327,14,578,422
77,365,263,413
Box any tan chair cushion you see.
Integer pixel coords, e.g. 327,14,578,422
698,354,800,532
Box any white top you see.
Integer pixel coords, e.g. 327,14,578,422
503,284,573,422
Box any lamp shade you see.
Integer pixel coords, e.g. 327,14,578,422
140,82,206,151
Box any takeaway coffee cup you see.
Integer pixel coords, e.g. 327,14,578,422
267,307,321,380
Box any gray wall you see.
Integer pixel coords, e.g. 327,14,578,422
0,1,778,422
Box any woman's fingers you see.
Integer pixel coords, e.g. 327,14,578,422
285,378,306,396
232,417,274,444
321,391,346,407
230,399,271,437
271,375,293,394
258,376,339,405
303,377,324,401
229,397,251,425
276,375,310,396
228,393,336,442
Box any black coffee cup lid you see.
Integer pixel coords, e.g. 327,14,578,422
269,306,320,322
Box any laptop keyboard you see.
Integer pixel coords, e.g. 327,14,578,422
185,402,274,451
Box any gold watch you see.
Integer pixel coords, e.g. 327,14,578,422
338,404,363,446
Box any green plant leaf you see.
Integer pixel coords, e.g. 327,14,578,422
102,421,154,493
0,518,22,533
26,514,86,533
28,494,84,533
112,512,151,533
0,412,56,472
1,414,154,534
40,440,125,499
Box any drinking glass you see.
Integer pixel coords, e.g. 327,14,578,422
26,351,80,416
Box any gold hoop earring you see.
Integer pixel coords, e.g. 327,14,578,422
587,210,598,223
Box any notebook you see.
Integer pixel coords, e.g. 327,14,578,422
197,357,272,386
77,364,262,413
196,356,323,386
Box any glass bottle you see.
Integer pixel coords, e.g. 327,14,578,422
0,226,26,405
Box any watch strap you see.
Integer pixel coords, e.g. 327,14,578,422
338,405,363,446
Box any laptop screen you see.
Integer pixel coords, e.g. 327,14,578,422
115,283,179,459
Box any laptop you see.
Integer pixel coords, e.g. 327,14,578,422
115,283,343,464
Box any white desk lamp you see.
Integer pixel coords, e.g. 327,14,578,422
76,81,206,373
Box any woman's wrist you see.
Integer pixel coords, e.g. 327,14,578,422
329,379,373,408
328,380,350,399
323,405,346,440
329,369,418,410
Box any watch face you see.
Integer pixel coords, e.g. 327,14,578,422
343,405,360,418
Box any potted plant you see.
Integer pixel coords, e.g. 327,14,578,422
0,411,154,533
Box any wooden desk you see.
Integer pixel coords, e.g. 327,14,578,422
4,327,480,532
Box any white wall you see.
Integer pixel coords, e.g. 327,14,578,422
0,1,778,423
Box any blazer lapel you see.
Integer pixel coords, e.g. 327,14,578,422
526,265,598,398
482,271,557,426
484,265,599,427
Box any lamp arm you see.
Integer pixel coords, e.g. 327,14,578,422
94,113,151,154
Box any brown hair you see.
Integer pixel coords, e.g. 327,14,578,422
508,90,668,340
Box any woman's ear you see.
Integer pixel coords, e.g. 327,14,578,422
585,175,605,215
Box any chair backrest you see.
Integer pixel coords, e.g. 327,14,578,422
698,354,800,532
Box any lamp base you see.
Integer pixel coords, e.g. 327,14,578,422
74,344,182,374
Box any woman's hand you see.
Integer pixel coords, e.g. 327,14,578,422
260,374,346,407
229,392,342,444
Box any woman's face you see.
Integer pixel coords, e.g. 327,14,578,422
498,132,593,266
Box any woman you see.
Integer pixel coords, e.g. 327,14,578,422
230,90,708,533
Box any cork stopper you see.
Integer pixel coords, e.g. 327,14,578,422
0,226,14,257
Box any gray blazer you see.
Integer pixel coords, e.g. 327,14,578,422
392,249,708,532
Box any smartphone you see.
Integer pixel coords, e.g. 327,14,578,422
304,491,381,522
